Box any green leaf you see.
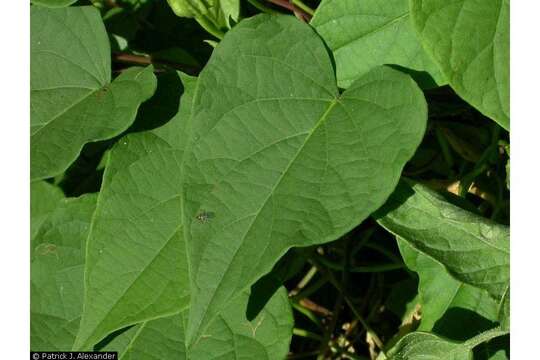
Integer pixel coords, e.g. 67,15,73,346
311,0,446,89
101,315,187,359
73,133,190,350
398,240,499,340
183,14,427,344
31,6,157,180
31,194,97,350
31,181,64,241
385,328,508,360
74,72,197,349
103,289,292,359
189,288,292,359
74,70,294,354
410,0,510,129
31,0,78,7
376,180,509,302
151,72,198,149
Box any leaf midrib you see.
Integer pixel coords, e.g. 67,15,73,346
189,97,340,344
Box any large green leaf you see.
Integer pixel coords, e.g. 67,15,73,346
74,70,294,353
31,6,157,180
31,194,97,350
72,133,190,350
103,289,292,359
376,181,510,302
30,181,64,241
385,328,508,360
74,73,197,349
311,0,445,88
398,240,499,339
410,0,510,129
182,14,427,344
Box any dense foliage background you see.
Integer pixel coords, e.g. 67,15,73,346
30,0,510,359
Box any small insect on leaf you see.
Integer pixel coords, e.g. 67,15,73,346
196,211,215,223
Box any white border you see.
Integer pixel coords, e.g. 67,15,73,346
0,0,534,357
0,1,29,357
511,1,540,358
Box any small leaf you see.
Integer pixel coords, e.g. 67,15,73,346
31,194,97,350
376,180,509,302
410,0,510,129
183,14,428,344
31,6,157,180
311,0,446,88
74,73,198,349
73,133,189,350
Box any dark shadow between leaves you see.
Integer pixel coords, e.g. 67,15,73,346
387,64,440,90
93,324,136,352
473,333,510,360
127,71,184,133
246,249,306,321
372,178,416,220
432,307,497,341
309,25,339,92
58,71,184,197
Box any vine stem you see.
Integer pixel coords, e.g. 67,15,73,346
266,0,312,21
246,0,281,14
291,0,315,16
306,251,385,352
293,328,324,341
111,52,199,75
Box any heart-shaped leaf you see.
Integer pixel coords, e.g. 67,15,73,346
182,14,428,344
